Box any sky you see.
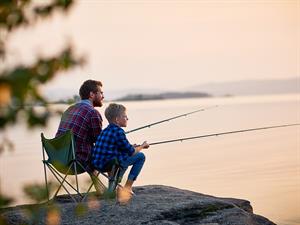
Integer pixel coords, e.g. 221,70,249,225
5,0,299,99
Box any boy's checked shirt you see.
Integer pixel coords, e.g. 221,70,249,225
56,100,102,172
92,123,135,171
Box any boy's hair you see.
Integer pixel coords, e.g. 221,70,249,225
105,103,126,123
79,79,102,99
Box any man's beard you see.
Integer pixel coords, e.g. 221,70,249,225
93,99,103,107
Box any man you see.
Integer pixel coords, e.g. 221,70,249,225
56,79,104,173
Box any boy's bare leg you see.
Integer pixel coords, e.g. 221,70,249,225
124,179,134,192
117,179,134,204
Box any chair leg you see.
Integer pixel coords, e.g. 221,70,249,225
54,179,78,203
108,166,121,193
81,172,106,202
89,172,104,193
99,172,123,189
43,162,50,202
47,164,83,196
72,162,80,194
47,165,68,198
47,164,81,202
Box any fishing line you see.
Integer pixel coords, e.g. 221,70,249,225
148,123,300,146
126,105,218,134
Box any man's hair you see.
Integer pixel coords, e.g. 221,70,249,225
79,80,102,99
105,103,126,123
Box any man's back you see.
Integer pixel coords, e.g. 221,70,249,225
56,100,102,171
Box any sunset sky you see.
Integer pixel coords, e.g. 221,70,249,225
6,0,299,99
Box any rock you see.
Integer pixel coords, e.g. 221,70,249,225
1,185,276,225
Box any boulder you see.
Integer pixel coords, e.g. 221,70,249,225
1,185,276,225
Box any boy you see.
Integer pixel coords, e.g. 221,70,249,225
92,103,149,201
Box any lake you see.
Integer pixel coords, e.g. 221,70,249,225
0,93,299,225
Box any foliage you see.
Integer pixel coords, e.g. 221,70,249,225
0,0,85,132
54,94,80,104
22,183,60,225
0,0,85,224
0,195,13,209
23,182,55,203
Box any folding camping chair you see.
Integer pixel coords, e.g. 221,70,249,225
41,130,121,203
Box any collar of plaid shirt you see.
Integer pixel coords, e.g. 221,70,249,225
80,99,93,106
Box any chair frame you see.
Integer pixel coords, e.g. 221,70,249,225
42,131,93,202
41,131,121,203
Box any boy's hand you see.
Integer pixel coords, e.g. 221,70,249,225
133,141,149,154
141,141,150,149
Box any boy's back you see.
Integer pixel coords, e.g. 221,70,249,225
92,123,134,171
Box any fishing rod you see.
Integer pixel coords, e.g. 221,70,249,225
126,105,218,134
148,123,300,146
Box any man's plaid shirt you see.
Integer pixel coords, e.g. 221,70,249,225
92,123,135,171
56,100,102,172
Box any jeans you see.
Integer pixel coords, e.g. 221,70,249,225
119,152,145,181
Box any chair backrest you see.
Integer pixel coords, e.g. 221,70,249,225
41,130,85,175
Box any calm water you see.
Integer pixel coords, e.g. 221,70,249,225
1,94,299,225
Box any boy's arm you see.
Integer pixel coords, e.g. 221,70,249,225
115,129,135,155
115,129,150,155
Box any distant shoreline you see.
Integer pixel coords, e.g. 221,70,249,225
49,92,300,104
114,91,212,101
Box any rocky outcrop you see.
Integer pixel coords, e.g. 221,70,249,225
1,185,276,225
